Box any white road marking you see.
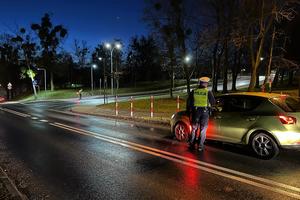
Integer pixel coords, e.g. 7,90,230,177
1,108,31,118
47,109,85,116
50,122,300,199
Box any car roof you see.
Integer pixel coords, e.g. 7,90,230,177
219,92,286,99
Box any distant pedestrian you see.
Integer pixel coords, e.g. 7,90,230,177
78,89,83,100
186,77,215,151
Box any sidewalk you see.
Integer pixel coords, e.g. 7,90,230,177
71,105,172,126
0,167,26,200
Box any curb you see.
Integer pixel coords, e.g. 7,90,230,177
0,167,27,200
69,108,171,127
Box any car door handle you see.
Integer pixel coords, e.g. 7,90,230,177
247,117,256,121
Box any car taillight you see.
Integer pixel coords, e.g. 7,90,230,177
279,115,297,125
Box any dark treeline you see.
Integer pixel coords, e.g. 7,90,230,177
1,0,300,98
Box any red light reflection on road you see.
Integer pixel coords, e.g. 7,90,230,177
176,152,200,188
206,120,216,138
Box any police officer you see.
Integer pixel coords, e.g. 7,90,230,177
187,77,215,151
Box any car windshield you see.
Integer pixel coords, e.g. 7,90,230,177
270,96,300,112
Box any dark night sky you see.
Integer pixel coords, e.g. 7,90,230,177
0,0,148,51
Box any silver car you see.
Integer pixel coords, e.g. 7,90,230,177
171,92,300,159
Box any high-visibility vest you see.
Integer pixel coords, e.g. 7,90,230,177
193,88,208,107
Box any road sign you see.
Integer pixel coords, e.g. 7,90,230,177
7,82,12,90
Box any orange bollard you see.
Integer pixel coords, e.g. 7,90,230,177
115,96,118,116
150,96,154,118
130,96,133,118
176,95,180,112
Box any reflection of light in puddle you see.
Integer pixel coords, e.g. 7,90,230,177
31,117,38,120
39,119,48,123
176,152,200,188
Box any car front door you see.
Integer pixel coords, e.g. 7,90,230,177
214,96,262,143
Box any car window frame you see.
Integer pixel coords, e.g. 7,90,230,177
216,95,263,113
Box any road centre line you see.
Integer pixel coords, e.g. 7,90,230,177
52,122,300,193
50,122,300,199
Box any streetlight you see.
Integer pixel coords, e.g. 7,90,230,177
37,67,47,92
98,57,107,104
91,64,97,92
105,42,122,95
184,55,192,64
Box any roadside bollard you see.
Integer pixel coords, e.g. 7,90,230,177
115,96,118,116
176,95,180,112
150,96,154,118
261,84,265,93
130,96,133,118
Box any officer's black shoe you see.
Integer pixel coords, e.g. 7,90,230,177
198,146,205,152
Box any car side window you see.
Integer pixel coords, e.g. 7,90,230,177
218,96,262,112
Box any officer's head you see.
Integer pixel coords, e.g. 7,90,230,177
199,77,210,88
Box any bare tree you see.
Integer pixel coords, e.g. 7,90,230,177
73,39,90,68
144,0,195,93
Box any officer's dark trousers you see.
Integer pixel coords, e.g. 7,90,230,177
189,107,209,148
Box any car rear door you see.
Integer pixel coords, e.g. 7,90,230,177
215,95,263,143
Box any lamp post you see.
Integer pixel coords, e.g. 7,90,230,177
105,42,121,95
98,57,107,104
37,67,47,92
91,64,97,92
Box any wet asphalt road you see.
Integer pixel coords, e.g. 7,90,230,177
1,101,300,199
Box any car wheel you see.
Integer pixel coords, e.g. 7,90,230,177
174,122,189,141
250,132,279,160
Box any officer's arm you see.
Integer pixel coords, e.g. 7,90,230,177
208,91,216,106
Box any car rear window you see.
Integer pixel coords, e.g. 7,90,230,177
270,96,300,112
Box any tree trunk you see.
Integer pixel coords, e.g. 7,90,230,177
232,73,238,91
264,27,276,85
248,1,272,91
231,50,240,91
298,76,300,97
255,71,260,88
223,40,228,93
170,71,173,98
50,71,54,91
288,70,294,86
272,67,279,88
212,58,218,93
249,67,257,92
186,70,191,94
280,69,285,86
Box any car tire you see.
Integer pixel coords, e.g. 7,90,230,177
174,122,189,142
250,132,279,160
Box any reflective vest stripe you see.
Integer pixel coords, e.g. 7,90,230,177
193,88,208,107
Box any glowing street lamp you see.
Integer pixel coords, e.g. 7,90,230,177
91,64,97,91
184,55,192,64
105,42,122,95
